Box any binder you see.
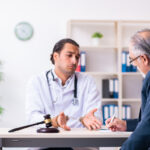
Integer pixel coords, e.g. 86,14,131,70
109,105,114,118
126,52,130,72
102,105,105,124
122,51,127,72
131,65,137,72
122,105,131,120
80,51,86,72
102,79,110,98
126,105,131,119
122,51,137,72
114,105,119,118
109,79,114,98
102,78,119,99
114,79,119,98
76,58,81,72
103,105,109,124
122,106,126,120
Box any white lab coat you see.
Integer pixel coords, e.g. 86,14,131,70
25,69,101,128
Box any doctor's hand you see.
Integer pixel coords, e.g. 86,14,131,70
52,112,71,131
80,108,102,130
105,117,127,132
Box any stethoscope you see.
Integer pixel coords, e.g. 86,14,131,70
46,70,79,105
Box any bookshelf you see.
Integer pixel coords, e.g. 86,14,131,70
67,20,149,121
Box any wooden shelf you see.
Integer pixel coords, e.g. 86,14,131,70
81,72,118,76
122,72,141,76
102,98,119,102
69,20,115,24
122,98,141,102
80,46,117,50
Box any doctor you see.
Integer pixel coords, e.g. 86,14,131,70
26,38,102,132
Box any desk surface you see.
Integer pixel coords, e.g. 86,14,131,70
0,128,132,138
0,128,132,148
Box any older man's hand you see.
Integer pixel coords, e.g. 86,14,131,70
105,117,127,132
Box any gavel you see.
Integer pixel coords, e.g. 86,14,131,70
8,114,59,133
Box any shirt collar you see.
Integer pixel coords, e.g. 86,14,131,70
143,71,150,85
50,69,75,88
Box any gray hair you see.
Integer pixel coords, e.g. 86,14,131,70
130,28,150,58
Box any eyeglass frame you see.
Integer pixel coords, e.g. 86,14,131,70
129,55,141,64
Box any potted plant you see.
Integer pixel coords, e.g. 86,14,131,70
91,32,103,46
0,107,4,115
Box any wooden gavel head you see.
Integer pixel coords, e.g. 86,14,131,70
37,114,59,133
44,114,52,128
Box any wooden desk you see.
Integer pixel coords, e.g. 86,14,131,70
0,128,132,149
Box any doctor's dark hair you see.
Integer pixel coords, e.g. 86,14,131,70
130,28,150,58
50,38,79,64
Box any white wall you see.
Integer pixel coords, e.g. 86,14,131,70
0,0,150,127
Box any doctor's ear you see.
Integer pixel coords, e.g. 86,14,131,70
53,52,60,63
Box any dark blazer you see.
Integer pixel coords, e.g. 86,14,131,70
121,71,150,150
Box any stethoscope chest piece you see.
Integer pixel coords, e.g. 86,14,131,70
72,98,79,105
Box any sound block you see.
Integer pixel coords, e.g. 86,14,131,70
37,128,59,133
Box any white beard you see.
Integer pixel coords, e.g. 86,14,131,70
137,67,146,78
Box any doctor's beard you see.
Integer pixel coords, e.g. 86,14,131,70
137,67,146,78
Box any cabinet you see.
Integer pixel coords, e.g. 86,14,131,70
67,20,150,121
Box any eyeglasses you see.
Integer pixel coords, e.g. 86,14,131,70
129,55,141,64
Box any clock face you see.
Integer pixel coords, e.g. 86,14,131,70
15,22,33,41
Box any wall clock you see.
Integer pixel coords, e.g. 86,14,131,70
15,22,33,41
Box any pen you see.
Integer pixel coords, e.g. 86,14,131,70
110,113,116,123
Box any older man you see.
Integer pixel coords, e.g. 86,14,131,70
106,29,150,150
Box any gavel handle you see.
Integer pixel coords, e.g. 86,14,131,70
8,121,44,132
